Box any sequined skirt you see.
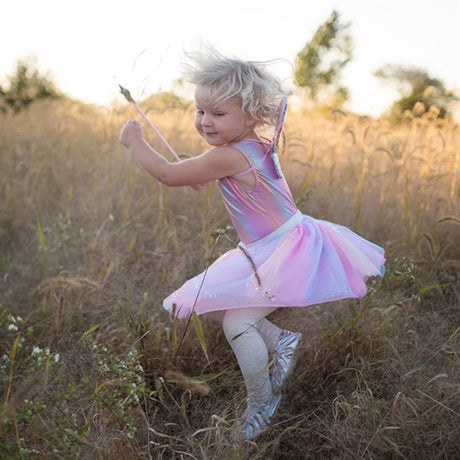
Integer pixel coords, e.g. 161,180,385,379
163,210,385,318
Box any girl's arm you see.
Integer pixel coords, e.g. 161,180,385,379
120,120,251,187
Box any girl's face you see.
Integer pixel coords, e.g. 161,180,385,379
194,86,257,146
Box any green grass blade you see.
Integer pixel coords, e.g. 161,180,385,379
79,324,101,341
192,311,209,362
36,216,47,270
127,232,137,252
172,315,178,352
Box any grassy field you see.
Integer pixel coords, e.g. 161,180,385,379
0,98,458,459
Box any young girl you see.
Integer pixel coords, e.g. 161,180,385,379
119,49,385,440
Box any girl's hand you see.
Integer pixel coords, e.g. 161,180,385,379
120,120,143,148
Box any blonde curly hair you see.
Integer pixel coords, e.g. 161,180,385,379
182,47,290,127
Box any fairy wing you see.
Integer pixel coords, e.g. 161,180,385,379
271,95,287,179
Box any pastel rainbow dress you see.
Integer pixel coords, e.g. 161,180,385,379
164,139,385,318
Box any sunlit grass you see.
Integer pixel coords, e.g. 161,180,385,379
0,99,458,458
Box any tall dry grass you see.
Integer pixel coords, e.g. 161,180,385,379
0,98,458,459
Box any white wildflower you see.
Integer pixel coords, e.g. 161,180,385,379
32,346,42,356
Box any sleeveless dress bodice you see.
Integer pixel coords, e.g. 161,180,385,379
218,139,297,244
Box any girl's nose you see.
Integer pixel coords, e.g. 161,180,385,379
201,114,212,127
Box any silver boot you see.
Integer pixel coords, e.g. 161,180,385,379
233,392,282,440
271,330,302,394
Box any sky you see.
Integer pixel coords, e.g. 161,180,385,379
1,0,459,117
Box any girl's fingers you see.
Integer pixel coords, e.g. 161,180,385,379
124,120,138,128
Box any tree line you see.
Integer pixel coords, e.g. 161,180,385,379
0,58,62,112
1,10,457,119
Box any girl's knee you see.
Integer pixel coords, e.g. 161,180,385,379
222,310,255,343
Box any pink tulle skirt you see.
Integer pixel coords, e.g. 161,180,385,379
163,211,385,318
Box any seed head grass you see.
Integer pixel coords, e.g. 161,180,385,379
0,99,458,458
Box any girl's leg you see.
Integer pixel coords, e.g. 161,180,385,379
222,307,276,404
254,317,282,354
221,307,302,439
254,316,303,393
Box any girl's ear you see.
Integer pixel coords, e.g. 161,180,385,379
244,111,259,127
245,116,258,127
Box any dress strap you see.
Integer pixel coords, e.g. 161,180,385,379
231,139,271,177
232,149,270,177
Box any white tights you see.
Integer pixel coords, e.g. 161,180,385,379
221,307,282,404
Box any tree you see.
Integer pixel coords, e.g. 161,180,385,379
0,57,62,112
294,10,353,106
374,65,459,119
